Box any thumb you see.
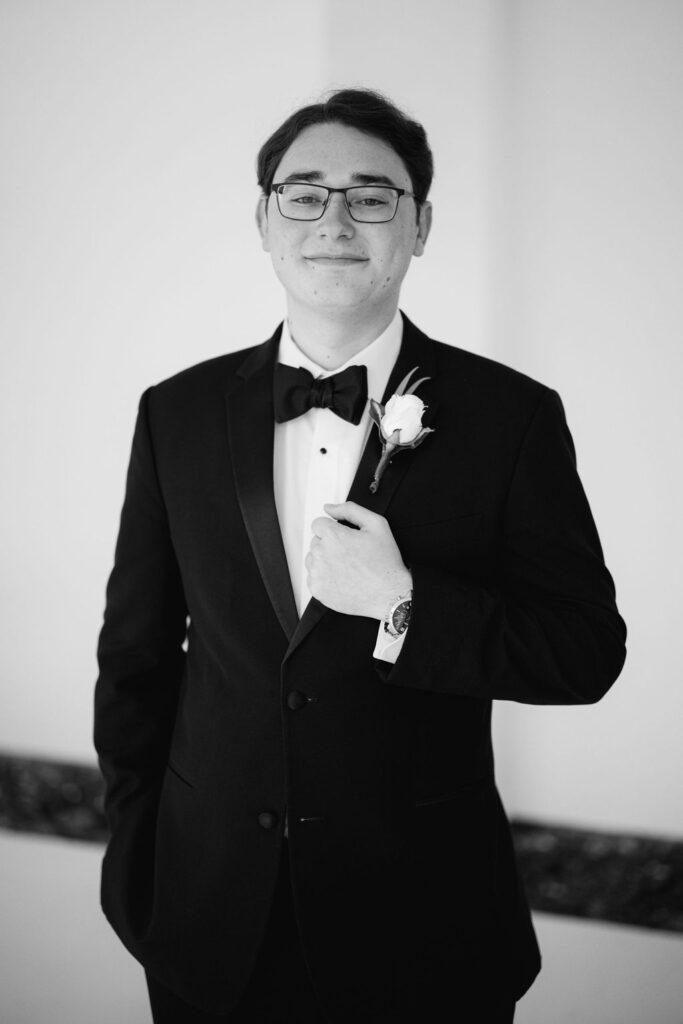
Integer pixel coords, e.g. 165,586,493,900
323,501,378,531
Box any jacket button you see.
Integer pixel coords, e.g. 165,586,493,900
257,811,278,830
287,690,307,711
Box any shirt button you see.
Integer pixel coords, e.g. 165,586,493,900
287,690,308,711
320,447,327,454
257,811,278,830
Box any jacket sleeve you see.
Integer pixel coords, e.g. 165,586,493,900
94,388,188,836
382,389,626,704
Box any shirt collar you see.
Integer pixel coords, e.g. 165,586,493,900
278,310,403,411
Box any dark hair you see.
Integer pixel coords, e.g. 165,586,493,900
256,88,433,204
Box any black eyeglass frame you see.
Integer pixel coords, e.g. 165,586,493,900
270,182,419,223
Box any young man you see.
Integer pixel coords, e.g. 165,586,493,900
95,90,626,1023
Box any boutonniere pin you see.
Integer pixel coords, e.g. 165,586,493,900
368,367,434,494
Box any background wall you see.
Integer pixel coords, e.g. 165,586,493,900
1,0,682,845
490,0,683,838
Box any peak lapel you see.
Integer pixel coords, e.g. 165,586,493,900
226,326,299,642
284,313,439,660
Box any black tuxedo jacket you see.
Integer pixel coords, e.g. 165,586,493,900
94,313,626,1019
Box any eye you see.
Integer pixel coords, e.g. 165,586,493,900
348,188,394,208
280,184,326,206
292,193,323,205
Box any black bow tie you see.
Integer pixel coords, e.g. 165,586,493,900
273,363,368,425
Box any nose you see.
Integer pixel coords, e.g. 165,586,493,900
316,192,355,239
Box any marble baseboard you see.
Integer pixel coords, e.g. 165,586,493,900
0,752,108,843
511,819,683,933
1,752,681,933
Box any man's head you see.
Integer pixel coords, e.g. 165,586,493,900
257,89,434,207
256,90,433,328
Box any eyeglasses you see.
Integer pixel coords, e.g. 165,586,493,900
270,182,417,223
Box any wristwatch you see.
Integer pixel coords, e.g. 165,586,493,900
383,591,413,638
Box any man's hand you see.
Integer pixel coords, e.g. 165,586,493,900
305,501,412,619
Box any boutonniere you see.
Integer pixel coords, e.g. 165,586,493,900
368,367,435,494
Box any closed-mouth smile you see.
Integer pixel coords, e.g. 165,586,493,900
305,255,368,266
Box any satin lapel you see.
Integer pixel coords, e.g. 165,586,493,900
226,327,299,642
284,313,440,660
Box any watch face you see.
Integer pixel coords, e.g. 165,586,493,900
391,599,412,634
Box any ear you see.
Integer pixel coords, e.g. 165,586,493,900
413,201,432,258
256,194,270,252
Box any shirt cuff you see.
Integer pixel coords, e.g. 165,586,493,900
372,621,407,664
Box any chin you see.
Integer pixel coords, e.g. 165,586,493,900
304,285,371,310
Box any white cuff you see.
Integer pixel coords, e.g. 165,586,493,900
372,621,407,664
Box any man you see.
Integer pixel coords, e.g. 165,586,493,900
95,89,626,1023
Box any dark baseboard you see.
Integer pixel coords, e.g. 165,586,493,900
0,752,107,843
1,752,681,933
511,819,683,932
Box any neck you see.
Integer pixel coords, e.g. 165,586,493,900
285,303,398,370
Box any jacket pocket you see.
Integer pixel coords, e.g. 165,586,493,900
165,758,195,789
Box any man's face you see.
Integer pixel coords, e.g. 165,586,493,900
257,122,431,320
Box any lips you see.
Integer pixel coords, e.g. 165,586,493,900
305,254,368,264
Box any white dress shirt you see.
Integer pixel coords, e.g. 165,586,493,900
273,310,408,664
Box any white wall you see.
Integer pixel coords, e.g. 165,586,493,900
1,0,682,840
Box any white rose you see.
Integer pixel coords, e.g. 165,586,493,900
380,393,425,444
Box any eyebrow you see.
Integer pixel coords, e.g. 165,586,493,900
280,171,400,187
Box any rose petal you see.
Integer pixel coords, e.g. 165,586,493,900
380,393,425,443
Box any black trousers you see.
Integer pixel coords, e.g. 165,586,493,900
145,845,516,1024
146,842,324,1023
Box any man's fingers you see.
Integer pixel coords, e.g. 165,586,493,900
311,516,338,539
323,502,381,531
